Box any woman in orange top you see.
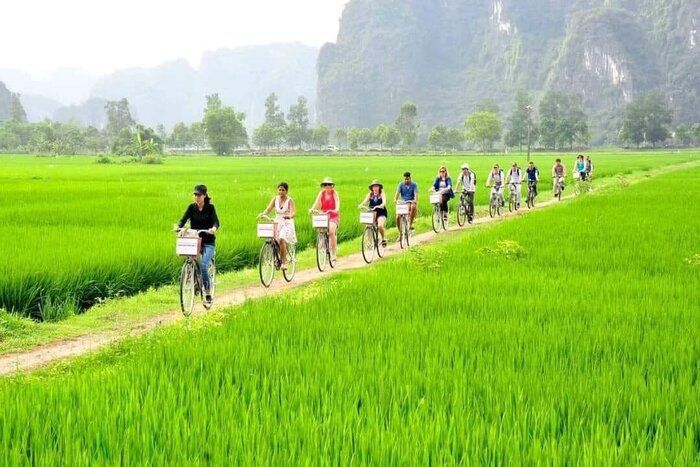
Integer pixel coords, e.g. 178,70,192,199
309,177,340,261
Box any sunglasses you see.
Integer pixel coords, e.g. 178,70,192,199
194,193,204,196
440,170,446,173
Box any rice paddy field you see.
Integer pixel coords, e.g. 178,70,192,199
1,163,698,463
2,151,697,319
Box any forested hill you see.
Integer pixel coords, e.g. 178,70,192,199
317,0,700,143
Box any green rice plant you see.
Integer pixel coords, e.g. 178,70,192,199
0,168,698,462
0,151,696,319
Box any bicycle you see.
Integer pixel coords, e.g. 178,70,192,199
526,181,537,209
487,184,503,218
456,191,474,226
311,210,336,272
175,229,216,317
430,191,448,233
257,215,297,287
359,207,386,264
553,176,565,201
396,201,414,249
508,183,519,212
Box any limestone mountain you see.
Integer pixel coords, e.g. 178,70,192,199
317,0,700,143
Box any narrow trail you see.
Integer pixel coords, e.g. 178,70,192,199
1,161,696,376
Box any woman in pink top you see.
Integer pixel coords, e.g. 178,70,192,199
309,177,340,261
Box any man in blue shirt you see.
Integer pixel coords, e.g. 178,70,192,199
394,171,418,230
525,161,539,198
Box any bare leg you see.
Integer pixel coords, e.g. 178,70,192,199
377,216,386,241
329,221,338,259
280,238,287,268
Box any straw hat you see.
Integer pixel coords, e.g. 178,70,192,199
368,179,383,190
461,163,469,170
320,177,335,186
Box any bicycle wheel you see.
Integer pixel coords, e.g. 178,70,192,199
489,197,496,218
509,193,515,212
527,190,534,209
282,243,296,282
497,197,503,216
467,203,474,223
259,242,275,287
316,233,327,272
361,226,375,264
202,258,216,309
404,217,412,247
179,260,196,317
431,205,441,233
376,228,386,258
399,217,407,249
557,186,562,201
327,235,336,269
457,202,467,227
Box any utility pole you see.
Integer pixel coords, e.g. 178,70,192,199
526,105,532,163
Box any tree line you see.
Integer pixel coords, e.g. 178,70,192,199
0,88,698,156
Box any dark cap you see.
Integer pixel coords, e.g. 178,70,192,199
193,184,208,195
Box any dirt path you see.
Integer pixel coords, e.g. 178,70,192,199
1,161,696,376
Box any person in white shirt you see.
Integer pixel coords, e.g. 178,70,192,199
486,164,506,207
506,162,523,208
455,163,476,223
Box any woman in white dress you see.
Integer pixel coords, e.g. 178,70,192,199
259,182,297,270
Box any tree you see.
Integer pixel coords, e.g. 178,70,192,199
444,128,465,151
504,90,534,151
374,124,400,150
465,111,502,153
348,127,360,151
252,123,278,150
310,125,330,149
170,122,190,148
395,102,419,148
203,94,248,155
156,124,168,144
264,93,286,127
538,91,565,150
620,92,672,148
286,96,310,149
428,124,448,150
359,128,374,149
189,122,206,152
562,94,589,149
334,128,347,149
692,124,700,146
539,91,588,150
105,98,134,140
9,93,27,122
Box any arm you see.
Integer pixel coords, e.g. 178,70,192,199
332,192,340,214
209,205,220,234
358,192,370,208
455,176,463,192
260,197,276,216
176,205,191,229
379,191,387,209
309,191,322,212
287,199,296,219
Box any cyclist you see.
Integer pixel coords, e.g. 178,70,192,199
175,184,219,303
552,158,566,194
486,164,505,207
309,177,340,262
259,182,297,270
432,165,454,221
394,171,418,231
575,154,587,181
525,161,540,198
506,162,523,208
455,163,476,223
358,179,388,247
585,156,594,180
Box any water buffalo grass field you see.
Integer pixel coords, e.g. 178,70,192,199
1,165,698,463
1,151,697,319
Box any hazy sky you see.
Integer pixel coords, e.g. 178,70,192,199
2,0,349,76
